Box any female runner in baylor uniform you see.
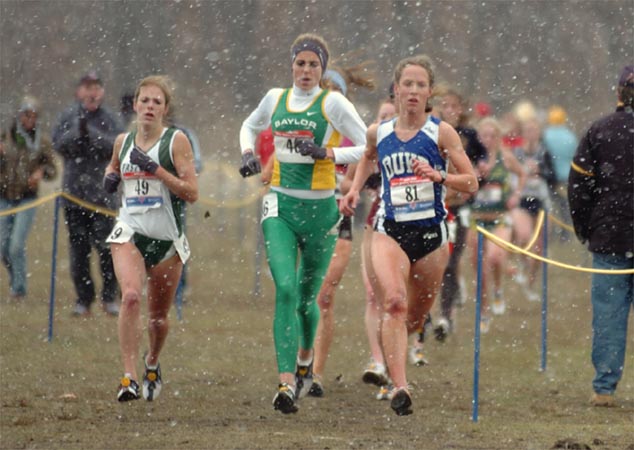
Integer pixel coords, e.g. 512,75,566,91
238,33,367,414
340,55,478,416
104,75,198,402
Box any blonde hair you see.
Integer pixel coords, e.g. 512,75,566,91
477,116,503,136
134,75,174,123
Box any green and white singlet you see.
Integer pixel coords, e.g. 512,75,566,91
106,127,190,264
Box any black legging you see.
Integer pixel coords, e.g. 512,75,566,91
439,206,468,319
64,206,117,306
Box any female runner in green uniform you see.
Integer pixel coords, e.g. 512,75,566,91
468,117,526,333
239,33,367,414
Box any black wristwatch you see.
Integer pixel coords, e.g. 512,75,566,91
438,169,447,184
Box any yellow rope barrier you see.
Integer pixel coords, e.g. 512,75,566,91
548,213,575,232
198,160,264,208
59,192,118,217
476,225,634,274
0,192,61,217
521,209,545,251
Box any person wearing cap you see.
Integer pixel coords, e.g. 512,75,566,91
52,70,124,317
1,96,57,301
568,65,634,408
542,104,579,242
238,33,367,414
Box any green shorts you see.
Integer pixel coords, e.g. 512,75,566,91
134,233,175,267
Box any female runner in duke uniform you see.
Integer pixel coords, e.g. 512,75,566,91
340,55,478,415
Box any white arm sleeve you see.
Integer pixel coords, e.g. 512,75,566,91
323,92,368,164
239,88,284,154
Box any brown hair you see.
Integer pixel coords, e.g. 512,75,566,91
393,55,436,112
291,34,329,67
324,62,376,97
440,84,471,127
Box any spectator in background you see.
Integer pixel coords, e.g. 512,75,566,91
119,92,136,130
1,95,57,301
568,65,633,408
52,70,124,317
542,105,578,241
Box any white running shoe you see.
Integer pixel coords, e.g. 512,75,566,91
492,298,506,316
525,288,540,302
408,344,429,366
480,316,492,334
142,358,162,401
362,361,388,386
434,317,451,342
376,383,394,401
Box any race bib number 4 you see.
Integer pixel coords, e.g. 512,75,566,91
390,175,436,222
261,192,279,223
274,130,316,164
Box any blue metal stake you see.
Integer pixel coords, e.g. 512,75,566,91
48,196,60,342
472,231,484,422
540,212,549,371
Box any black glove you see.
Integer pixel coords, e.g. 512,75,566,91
103,172,121,193
78,116,89,138
295,138,327,160
239,151,261,178
130,146,159,174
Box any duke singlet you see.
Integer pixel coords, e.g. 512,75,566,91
269,89,338,190
377,116,447,226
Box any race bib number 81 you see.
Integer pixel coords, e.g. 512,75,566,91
390,175,436,222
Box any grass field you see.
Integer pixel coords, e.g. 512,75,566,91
1,190,633,450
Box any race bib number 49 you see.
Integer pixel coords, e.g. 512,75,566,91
123,172,163,213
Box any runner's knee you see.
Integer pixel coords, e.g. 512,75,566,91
383,292,407,320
